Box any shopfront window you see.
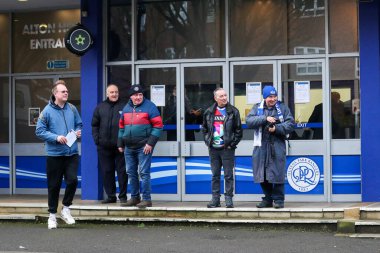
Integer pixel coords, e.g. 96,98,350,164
12,9,80,73
229,0,325,57
137,0,225,60
0,77,9,143
329,0,358,53
330,57,360,139
107,65,132,102
108,0,132,61
0,14,9,73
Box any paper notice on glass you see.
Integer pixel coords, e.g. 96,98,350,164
246,82,262,104
150,85,166,106
294,81,310,103
65,130,77,147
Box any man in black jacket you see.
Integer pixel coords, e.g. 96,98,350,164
92,84,128,204
202,88,242,208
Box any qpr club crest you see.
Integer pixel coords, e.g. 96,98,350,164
287,157,320,192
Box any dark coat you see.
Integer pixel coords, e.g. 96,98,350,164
246,101,294,184
91,98,125,149
202,102,242,149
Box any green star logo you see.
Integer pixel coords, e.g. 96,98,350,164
75,34,85,45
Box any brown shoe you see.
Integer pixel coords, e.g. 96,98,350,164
136,200,152,208
120,197,140,207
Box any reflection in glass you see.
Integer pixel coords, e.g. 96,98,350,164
281,63,323,140
0,14,9,73
15,78,81,143
137,0,225,59
329,0,358,53
184,66,222,141
107,65,132,102
15,79,53,143
233,64,273,140
229,0,325,57
139,68,176,141
0,77,9,143
330,58,360,139
108,0,132,61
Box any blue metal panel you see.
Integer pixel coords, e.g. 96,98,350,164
15,156,81,189
151,157,177,194
332,155,361,194
0,156,9,188
80,0,104,200
185,157,224,194
360,1,380,201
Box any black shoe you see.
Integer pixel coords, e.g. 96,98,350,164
273,201,284,209
101,197,117,204
207,198,221,208
225,196,234,208
136,200,152,208
119,197,127,204
256,200,273,208
121,197,141,207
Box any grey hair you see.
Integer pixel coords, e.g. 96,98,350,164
213,87,225,97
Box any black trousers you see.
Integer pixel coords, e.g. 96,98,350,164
46,155,79,214
97,147,127,199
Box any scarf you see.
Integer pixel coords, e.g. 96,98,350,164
253,100,285,147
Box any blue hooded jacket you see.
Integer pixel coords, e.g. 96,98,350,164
35,95,83,156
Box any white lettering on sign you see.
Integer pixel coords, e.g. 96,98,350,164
22,23,75,35
30,38,65,49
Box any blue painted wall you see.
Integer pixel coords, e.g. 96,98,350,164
360,1,380,201
80,0,103,200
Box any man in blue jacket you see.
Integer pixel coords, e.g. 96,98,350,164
36,80,82,229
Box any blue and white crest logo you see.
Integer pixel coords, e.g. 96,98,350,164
287,157,320,192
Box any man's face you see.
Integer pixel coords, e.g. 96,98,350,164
265,95,277,107
54,84,69,104
107,85,119,102
130,93,143,106
214,89,228,107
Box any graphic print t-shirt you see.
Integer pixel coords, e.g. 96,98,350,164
212,107,226,148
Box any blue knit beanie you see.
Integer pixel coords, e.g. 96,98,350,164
262,86,277,99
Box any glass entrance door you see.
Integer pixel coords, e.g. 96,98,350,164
0,77,10,193
231,59,327,202
13,75,80,194
136,63,225,201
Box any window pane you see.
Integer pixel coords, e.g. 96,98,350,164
329,0,358,53
0,14,9,73
137,0,225,60
108,0,132,61
0,77,9,143
12,10,80,73
281,63,323,140
330,57,360,139
229,0,325,57
107,65,132,102
233,64,274,141
139,68,177,141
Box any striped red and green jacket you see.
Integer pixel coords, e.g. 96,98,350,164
117,98,163,149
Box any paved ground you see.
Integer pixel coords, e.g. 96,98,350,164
0,222,379,253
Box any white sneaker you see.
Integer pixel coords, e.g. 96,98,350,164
48,216,57,229
60,207,75,225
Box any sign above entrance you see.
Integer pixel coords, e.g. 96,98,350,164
64,23,93,56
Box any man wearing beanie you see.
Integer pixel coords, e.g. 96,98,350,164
117,84,163,208
246,86,294,209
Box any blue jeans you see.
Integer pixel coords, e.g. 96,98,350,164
124,146,152,201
